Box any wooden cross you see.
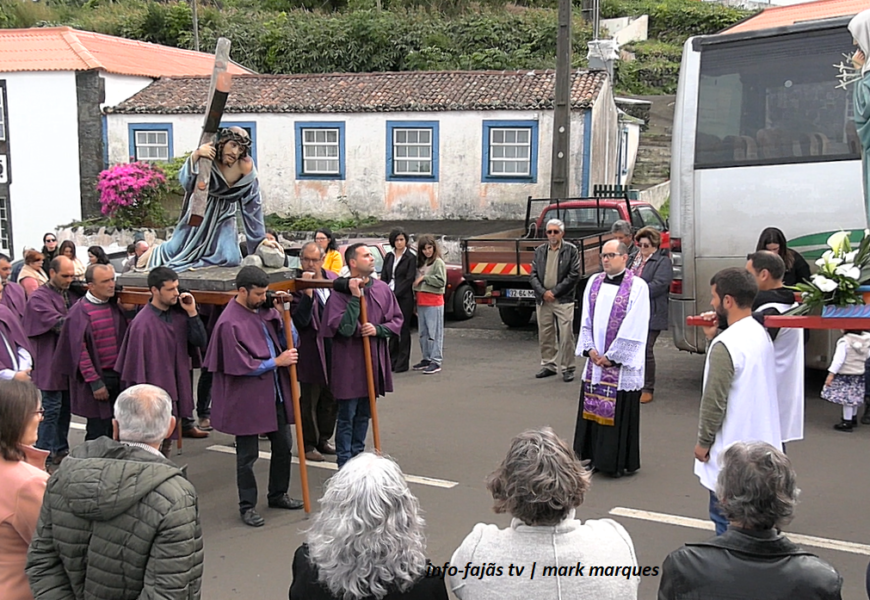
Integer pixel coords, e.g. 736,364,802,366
188,37,233,227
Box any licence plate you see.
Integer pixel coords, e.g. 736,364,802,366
506,289,536,298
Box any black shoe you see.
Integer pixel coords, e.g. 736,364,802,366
862,409,870,425
317,442,337,456
834,420,854,432
535,368,557,379
852,416,859,427
563,371,575,383
241,509,265,527
268,495,304,510
412,360,431,371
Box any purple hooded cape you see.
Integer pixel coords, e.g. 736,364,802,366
203,299,295,436
116,305,199,431
0,304,33,371
56,299,128,420
23,285,74,391
1,281,26,321
321,278,403,400
291,269,338,386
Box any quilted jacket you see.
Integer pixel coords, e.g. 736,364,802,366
25,437,203,599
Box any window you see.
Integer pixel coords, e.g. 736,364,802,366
482,120,539,183
386,121,439,181
128,124,173,162
544,207,621,230
636,206,666,231
220,121,258,164
295,122,345,180
0,87,6,141
695,28,859,168
0,196,10,253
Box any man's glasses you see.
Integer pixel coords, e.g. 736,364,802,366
33,408,45,417
301,256,322,263
546,230,561,235
601,253,625,260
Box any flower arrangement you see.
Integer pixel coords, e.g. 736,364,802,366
790,230,870,313
96,162,168,228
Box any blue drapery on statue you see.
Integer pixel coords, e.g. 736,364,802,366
149,157,265,272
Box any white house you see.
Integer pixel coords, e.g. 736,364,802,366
105,70,635,221
0,27,252,257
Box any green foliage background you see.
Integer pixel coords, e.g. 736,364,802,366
0,0,752,94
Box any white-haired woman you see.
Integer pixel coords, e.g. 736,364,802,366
450,427,639,599
290,453,448,600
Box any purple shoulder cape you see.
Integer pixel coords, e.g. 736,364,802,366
23,286,71,391
0,304,33,371
0,281,26,320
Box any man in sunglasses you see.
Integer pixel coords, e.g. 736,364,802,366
529,218,580,382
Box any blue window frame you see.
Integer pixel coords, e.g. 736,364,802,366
220,121,258,165
128,123,173,162
481,120,539,183
386,121,439,181
295,122,345,180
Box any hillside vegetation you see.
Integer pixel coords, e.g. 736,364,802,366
0,0,752,94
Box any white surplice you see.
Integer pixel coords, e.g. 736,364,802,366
575,273,650,391
757,300,805,443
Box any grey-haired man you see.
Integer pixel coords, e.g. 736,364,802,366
529,218,580,382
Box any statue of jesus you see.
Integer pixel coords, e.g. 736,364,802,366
850,10,870,227
149,127,275,272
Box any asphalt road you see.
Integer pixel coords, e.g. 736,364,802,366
67,307,870,599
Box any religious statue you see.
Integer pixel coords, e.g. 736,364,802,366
850,9,870,226
148,127,277,272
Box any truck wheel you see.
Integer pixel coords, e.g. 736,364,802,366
452,284,476,320
499,307,533,328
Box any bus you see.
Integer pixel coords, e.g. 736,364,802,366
669,15,865,369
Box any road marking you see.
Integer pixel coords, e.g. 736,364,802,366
206,445,458,489
610,507,870,556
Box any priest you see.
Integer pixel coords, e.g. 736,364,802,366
573,240,650,477
321,243,403,468
0,286,33,381
56,263,129,441
0,252,26,320
204,266,303,527
116,266,209,456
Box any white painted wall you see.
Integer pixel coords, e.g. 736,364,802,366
602,15,649,45
101,73,153,109
3,71,81,256
106,109,595,220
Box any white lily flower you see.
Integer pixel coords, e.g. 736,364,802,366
827,231,851,255
865,228,870,238
835,263,855,275
846,250,859,263
812,275,838,293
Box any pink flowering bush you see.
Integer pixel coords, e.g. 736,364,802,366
97,162,169,228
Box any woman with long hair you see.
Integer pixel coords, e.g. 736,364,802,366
39,233,58,276
87,246,111,266
755,227,811,287
315,228,343,275
290,452,447,600
413,234,446,375
18,250,48,297
0,380,49,600
381,228,416,372
59,240,86,281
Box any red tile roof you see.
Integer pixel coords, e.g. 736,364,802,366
0,27,254,77
107,70,608,114
724,0,867,34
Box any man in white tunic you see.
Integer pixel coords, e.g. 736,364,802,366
696,267,781,535
573,240,649,477
746,251,804,444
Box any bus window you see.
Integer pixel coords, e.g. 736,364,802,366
695,28,859,168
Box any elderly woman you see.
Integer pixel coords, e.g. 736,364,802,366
290,452,447,600
630,227,673,404
659,442,842,599
18,250,48,297
58,241,86,281
0,380,49,600
450,428,639,599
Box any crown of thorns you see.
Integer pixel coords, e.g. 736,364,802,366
217,128,252,155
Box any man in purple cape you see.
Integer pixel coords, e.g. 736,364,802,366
0,298,33,380
23,256,76,464
321,243,403,468
204,266,303,527
56,264,129,441
0,252,26,320
291,241,339,462
116,266,209,457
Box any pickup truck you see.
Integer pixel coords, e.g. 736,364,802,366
461,186,669,328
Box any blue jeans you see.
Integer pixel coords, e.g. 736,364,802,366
418,304,444,365
709,491,729,536
336,398,370,468
36,390,71,457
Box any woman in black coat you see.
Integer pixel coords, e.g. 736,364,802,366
380,228,416,373
755,227,811,287
630,227,673,404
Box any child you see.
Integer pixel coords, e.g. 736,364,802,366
822,329,870,432
412,234,446,375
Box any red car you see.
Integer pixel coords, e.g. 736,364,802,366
286,237,480,320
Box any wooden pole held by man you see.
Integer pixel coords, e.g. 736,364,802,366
359,295,381,452
281,299,311,513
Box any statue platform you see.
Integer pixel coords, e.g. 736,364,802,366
117,265,297,293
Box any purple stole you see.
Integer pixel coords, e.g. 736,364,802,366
582,270,634,426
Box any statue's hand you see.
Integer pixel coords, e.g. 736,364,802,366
854,49,865,71
193,142,216,162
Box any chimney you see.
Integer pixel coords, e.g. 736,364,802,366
587,39,619,80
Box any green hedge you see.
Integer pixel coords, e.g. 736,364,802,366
602,0,753,43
